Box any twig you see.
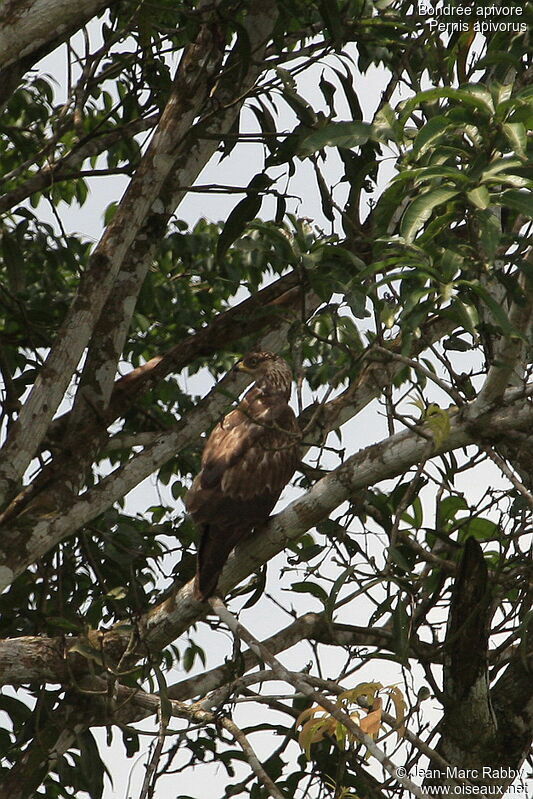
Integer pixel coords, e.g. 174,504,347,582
138,702,167,799
480,445,533,509
208,596,431,799
371,345,464,405
76,673,287,799
385,458,427,570
220,718,287,799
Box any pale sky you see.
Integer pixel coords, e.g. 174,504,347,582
13,15,525,799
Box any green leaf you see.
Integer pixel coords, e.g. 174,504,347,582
458,84,495,115
502,122,527,157
372,102,398,142
388,546,413,573
122,728,140,758
318,0,343,44
276,67,317,126
459,517,499,542
438,496,469,526
392,597,410,665
2,232,26,293
298,121,372,157
182,640,206,672
78,729,110,799
467,186,490,210
216,174,272,262
0,694,32,724
481,157,524,180
332,65,363,122
408,496,423,528
289,581,329,604
498,189,533,218
399,85,494,127
460,279,520,336
443,334,472,352
325,565,357,621
46,615,82,631
448,299,479,335
424,404,451,450
411,166,470,187
411,116,452,159
152,662,172,724
103,201,118,225
318,73,337,117
491,82,514,108
401,188,459,243
476,209,501,261
440,248,463,280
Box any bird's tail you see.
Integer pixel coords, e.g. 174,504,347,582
194,525,246,601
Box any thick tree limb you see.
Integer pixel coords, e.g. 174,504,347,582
208,596,431,799
45,270,307,448
0,611,438,689
0,0,282,526
424,539,528,797
0,0,229,504
62,0,280,444
0,0,116,72
476,272,533,414
1,381,531,602
135,387,533,653
0,317,309,587
491,613,533,775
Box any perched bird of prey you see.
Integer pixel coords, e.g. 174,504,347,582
185,352,301,601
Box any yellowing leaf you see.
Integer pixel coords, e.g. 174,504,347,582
360,698,383,738
296,682,407,762
387,686,407,739
338,682,382,704
295,706,323,728
425,403,451,449
298,716,333,759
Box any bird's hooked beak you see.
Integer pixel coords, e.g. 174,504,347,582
233,361,252,374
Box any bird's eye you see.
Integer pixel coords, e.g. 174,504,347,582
247,356,259,368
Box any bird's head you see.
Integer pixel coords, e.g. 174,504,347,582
234,352,293,397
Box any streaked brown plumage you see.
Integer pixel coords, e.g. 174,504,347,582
185,352,300,601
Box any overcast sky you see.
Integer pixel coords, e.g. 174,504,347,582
22,17,517,799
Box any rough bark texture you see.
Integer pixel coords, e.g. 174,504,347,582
0,3,531,797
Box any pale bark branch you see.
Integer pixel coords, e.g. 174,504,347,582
0,115,159,215
62,0,280,449
0,317,311,587
0,612,438,690
0,275,309,525
208,596,431,799
137,386,533,653
49,266,305,448
476,270,533,414
1,381,531,613
0,0,116,72
0,0,230,504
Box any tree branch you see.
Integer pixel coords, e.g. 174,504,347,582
136,388,532,655
476,269,533,414
0,0,116,72
0,611,437,690
208,595,431,799
0,0,231,505
0,115,159,215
